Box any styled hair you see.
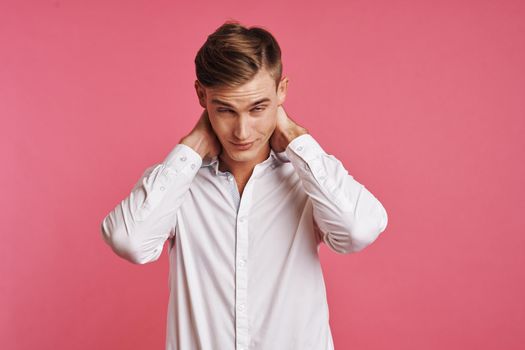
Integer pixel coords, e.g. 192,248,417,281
194,20,283,91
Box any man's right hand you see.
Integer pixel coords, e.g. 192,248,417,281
179,109,222,159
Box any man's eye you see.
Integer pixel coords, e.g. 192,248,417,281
253,106,266,112
218,109,232,113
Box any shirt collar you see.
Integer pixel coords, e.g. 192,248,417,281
201,147,290,176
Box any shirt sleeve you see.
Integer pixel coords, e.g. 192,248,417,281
100,143,203,264
285,133,388,254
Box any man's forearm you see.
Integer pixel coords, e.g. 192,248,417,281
179,134,208,159
282,126,309,149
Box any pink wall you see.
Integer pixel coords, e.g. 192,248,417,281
2,0,524,349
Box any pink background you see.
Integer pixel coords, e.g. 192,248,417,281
2,0,524,349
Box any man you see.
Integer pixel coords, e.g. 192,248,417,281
101,20,388,350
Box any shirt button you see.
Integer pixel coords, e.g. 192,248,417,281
180,155,187,161
297,146,303,152
239,216,246,222
160,186,165,191
228,175,233,181
238,304,245,311
239,259,246,267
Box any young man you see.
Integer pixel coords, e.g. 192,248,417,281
101,20,388,350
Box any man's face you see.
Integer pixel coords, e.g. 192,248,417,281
195,69,288,165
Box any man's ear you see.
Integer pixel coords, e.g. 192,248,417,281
194,80,207,108
277,76,288,106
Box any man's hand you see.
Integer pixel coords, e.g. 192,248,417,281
179,109,222,159
270,105,309,153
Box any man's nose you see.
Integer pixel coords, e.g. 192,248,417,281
233,115,251,141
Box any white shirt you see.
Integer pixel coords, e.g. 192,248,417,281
101,133,388,350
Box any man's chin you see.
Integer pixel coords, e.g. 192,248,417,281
228,150,255,162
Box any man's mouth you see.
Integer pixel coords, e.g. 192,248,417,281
231,141,255,149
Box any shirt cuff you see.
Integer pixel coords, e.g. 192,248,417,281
285,133,327,162
161,143,203,177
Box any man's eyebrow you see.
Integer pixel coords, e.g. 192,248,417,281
211,98,271,108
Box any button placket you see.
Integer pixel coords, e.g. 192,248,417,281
234,177,254,350
238,258,246,267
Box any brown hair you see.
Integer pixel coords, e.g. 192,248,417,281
195,20,283,91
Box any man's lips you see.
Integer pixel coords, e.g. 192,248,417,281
231,141,255,146
231,140,255,149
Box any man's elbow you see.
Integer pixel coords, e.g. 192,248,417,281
333,204,388,254
349,204,388,253
100,219,161,265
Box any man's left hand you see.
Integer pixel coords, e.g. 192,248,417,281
270,105,309,153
